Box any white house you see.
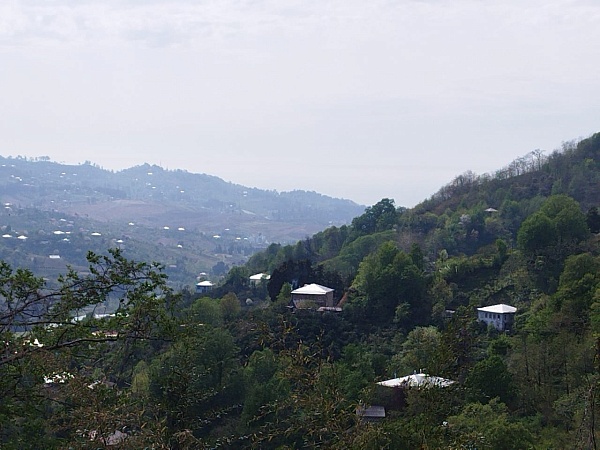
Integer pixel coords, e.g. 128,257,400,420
196,280,214,294
377,373,455,389
290,283,334,309
477,303,517,331
249,273,270,286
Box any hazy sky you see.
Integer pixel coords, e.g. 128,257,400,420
1,0,599,207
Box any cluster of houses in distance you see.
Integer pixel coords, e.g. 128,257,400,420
196,275,518,332
193,272,520,422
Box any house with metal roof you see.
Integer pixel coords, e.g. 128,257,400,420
249,273,270,286
196,280,214,294
290,283,334,309
377,373,455,389
374,372,456,410
477,303,517,331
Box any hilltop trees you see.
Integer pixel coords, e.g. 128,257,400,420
349,198,398,239
517,194,589,291
349,241,428,328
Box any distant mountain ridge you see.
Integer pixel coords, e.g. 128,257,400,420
0,158,363,232
0,157,364,286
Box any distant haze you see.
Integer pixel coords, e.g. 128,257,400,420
1,1,599,207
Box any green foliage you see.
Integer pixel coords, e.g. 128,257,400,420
148,325,241,437
466,355,516,405
350,241,428,327
550,253,600,331
246,339,363,449
0,248,175,447
447,399,534,449
516,195,590,292
518,195,588,254
349,198,398,240
487,334,512,357
334,344,377,401
517,210,558,253
324,229,396,277
241,348,288,426
215,265,249,298
495,238,508,262
220,292,241,322
587,206,600,234
245,242,282,273
314,225,350,260
188,297,223,326
391,326,443,375
409,243,425,271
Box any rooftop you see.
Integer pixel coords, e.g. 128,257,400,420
249,273,270,281
356,405,386,419
477,303,517,314
291,283,334,295
377,373,455,388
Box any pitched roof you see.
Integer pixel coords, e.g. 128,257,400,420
377,373,455,388
291,283,334,295
317,307,343,312
249,273,270,281
477,303,517,314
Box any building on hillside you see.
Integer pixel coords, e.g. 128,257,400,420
356,405,386,423
316,306,343,312
290,283,334,309
377,373,455,389
196,280,214,294
477,303,517,331
374,372,455,410
249,273,270,286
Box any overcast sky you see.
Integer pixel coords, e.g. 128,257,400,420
1,0,599,207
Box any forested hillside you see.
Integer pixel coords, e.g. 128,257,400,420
2,132,600,448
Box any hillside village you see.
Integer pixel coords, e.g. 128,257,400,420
0,157,363,288
1,132,600,448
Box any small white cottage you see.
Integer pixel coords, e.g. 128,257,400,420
477,303,517,331
196,280,214,294
249,273,270,286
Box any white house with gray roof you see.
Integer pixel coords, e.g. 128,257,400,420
477,303,517,331
291,283,334,309
196,280,214,294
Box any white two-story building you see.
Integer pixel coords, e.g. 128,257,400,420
477,303,517,331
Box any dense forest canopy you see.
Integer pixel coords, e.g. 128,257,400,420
2,132,600,448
